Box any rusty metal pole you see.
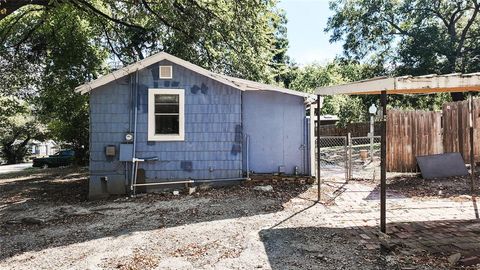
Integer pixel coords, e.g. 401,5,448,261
347,132,352,181
380,91,387,233
469,94,476,193
317,95,322,202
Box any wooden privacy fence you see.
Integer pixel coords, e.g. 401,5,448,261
387,110,443,172
319,122,382,137
443,99,480,164
387,99,480,172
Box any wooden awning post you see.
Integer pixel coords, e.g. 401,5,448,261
380,90,387,233
469,94,476,193
317,95,322,202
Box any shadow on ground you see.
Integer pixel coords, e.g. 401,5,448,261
0,167,310,260
259,226,387,270
260,218,480,270
0,167,89,204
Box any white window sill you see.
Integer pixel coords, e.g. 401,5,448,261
148,135,185,141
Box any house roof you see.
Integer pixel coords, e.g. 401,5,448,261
75,52,311,98
315,73,480,95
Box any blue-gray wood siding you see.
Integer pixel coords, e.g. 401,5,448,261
89,60,242,196
242,91,307,175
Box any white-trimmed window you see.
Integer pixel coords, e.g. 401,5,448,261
148,89,185,141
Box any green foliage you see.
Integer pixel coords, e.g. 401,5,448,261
35,4,106,164
74,0,289,82
0,97,26,128
388,93,452,112
288,63,343,93
336,96,366,128
287,59,383,125
322,0,480,117
327,0,480,101
0,98,45,164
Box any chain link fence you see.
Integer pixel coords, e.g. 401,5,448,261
317,135,381,182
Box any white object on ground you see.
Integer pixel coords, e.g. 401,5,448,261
253,185,273,192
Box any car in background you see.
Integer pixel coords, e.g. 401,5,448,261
32,149,75,168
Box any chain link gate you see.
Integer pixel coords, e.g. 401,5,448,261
318,136,349,181
349,135,381,181
317,134,381,182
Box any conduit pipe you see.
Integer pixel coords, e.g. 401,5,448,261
130,70,139,196
131,177,250,189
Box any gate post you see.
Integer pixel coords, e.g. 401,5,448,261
317,95,322,202
380,91,388,233
344,134,348,181
347,133,352,181
469,95,476,194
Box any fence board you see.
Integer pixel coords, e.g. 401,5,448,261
387,109,443,172
443,99,480,164
387,99,480,172
318,122,381,137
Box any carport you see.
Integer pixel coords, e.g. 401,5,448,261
315,73,480,233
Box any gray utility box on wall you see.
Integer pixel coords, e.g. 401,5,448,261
119,143,134,161
105,145,116,157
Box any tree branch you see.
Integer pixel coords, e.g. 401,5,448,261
0,0,49,20
456,1,479,58
0,7,44,45
385,16,412,37
99,21,126,65
72,0,145,31
140,0,191,39
172,0,242,54
10,16,45,51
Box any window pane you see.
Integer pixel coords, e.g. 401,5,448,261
155,94,178,103
155,104,179,113
155,115,179,134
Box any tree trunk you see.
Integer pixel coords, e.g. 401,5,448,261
1,137,31,164
447,55,465,101
74,147,88,166
2,143,18,164
451,92,465,101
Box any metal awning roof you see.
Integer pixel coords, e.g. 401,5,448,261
315,73,480,95
75,52,312,98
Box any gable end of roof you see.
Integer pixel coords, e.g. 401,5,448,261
75,52,312,99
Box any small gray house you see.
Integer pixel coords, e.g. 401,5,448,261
76,52,315,199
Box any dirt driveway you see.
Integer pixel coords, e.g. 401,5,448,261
0,168,478,269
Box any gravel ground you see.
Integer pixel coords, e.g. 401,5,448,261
0,167,456,270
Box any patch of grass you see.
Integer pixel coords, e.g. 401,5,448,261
0,166,87,180
0,167,41,180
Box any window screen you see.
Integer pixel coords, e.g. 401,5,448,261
154,94,179,134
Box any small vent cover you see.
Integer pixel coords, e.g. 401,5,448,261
159,65,172,79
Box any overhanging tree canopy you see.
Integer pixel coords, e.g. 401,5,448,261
1,0,288,80
0,0,289,163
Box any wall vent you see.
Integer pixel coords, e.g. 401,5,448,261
159,65,173,79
